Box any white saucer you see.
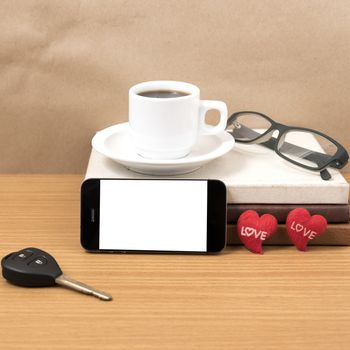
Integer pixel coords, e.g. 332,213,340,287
91,123,235,175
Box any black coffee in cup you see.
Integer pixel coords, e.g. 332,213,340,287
138,90,190,98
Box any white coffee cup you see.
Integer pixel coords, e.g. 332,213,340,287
129,80,228,159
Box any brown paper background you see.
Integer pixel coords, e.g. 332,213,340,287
1,0,349,173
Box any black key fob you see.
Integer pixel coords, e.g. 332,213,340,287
1,247,62,287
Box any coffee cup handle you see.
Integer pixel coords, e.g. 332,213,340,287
199,100,228,134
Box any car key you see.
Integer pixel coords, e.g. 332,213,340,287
1,247,112,301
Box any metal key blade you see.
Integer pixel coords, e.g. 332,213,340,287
55,274,112,301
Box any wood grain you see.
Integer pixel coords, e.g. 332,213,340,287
0,174,349,350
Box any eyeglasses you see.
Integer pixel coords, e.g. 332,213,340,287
226,111,349,180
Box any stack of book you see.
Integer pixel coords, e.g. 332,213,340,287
85,133,350,246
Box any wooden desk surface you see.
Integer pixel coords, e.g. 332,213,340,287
0,175,349,350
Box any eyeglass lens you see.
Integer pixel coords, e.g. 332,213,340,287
278,130,338,169
229,113,338,170
228,113,272,142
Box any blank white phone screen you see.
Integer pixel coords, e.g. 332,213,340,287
99,180,208,251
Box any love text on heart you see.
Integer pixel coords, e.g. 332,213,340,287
290,221,317,240
240,226,268,240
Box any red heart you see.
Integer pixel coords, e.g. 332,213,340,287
237,210,278,254
286,208,328,251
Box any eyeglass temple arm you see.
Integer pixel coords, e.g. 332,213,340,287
261,138,333,165
229,126,333,179
259,139,332,180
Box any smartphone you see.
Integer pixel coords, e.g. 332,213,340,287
81,178,227,254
